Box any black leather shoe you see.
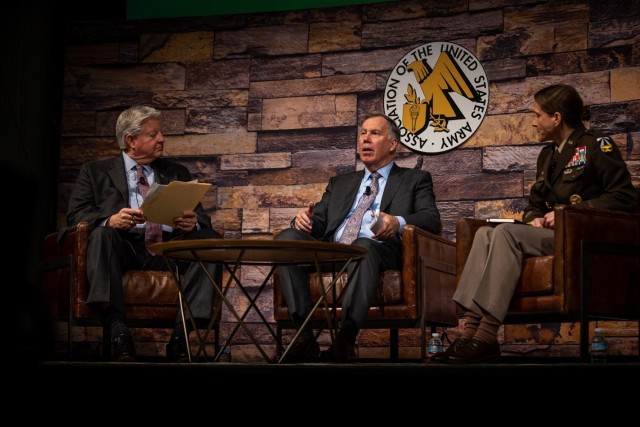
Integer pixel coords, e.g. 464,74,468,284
279,336,320,363
447,339,500,364
111,332,136,362
319,335,357,363
166,335,190,363
429,338,472,364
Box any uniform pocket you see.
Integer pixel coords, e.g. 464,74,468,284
561,165,585,182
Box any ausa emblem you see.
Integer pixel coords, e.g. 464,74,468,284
384,42,489,154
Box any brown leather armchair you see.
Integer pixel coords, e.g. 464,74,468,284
41,221,221,359
273,225,459,361
455,197,640,361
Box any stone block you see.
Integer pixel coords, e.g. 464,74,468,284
221,152,291,171
611,66,640,102
140,31,214,62
186,58,250,90
154,89,248,108
65,63,185,93
164,132,257,156
251,55,322,81
309,21,361,53
214,23,309,58
262,95,357,130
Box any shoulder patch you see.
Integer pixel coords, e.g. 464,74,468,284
598,136,613,153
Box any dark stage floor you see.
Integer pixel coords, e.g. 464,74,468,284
30,356,640,381
14,357,639,408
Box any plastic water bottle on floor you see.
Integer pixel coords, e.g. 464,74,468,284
590,327,607,363
219,345,232,362
428,332,443,358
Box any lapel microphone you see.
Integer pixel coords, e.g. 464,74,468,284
138,176,147,186
365,186,371,196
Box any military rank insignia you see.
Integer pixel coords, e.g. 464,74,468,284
598,136,613,153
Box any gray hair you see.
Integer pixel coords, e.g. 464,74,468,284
362,113,401,141
115,105,162,150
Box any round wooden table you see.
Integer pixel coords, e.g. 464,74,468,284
150,239,368,363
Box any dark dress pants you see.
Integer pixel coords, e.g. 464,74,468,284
86,226,221,321
275,228,401,336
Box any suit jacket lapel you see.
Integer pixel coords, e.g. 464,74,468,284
380,164,403,211
151,159,175,184
107,156,129,203
551,145,574,182
339,172,363,217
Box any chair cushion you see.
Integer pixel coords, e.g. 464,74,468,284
122,271,179,306
309,271,402,306
514,255,553,297
74,270,179,320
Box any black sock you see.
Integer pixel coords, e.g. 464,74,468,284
339,320,357,345
292,314,315,341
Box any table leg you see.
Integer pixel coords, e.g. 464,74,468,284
276,255,363,364
217,264,278,361
161,255,210,362
190,253,272,362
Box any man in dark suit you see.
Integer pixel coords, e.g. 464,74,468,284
275,113,441,362
67,105,221,362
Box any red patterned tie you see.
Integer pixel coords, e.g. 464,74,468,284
338,172,380,244
136,164,163,247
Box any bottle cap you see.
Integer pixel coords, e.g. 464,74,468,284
432,333,440,338
594,327,605,333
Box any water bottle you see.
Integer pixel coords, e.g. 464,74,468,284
590,327,607,363
428,332,443,358
219,345,232,362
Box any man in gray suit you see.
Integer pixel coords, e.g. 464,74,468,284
67,105,221,362
276,113,441,362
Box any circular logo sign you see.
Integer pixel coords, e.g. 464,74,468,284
384,42,489,154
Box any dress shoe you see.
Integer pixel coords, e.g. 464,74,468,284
111,332,136,362
446,339,500,364
279,336,320,363
428,338,471,364
319,335,357,363
166,335,190,363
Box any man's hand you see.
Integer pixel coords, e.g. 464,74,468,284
173,209,198,232
109,207,144,230
371,211,399,240
293,202,314,233
529,211,555,229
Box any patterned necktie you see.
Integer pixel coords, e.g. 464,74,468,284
136,164,163,247
338,172,380,244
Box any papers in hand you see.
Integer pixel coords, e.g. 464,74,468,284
369,209,384,234
486,218,523,224
140,180,211,226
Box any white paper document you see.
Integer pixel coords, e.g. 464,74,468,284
486,218,523,224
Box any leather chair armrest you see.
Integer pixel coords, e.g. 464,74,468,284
403,225,458,325
42,222,94,320
43,222,93,263
455,218,489,285
554,204,640,313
